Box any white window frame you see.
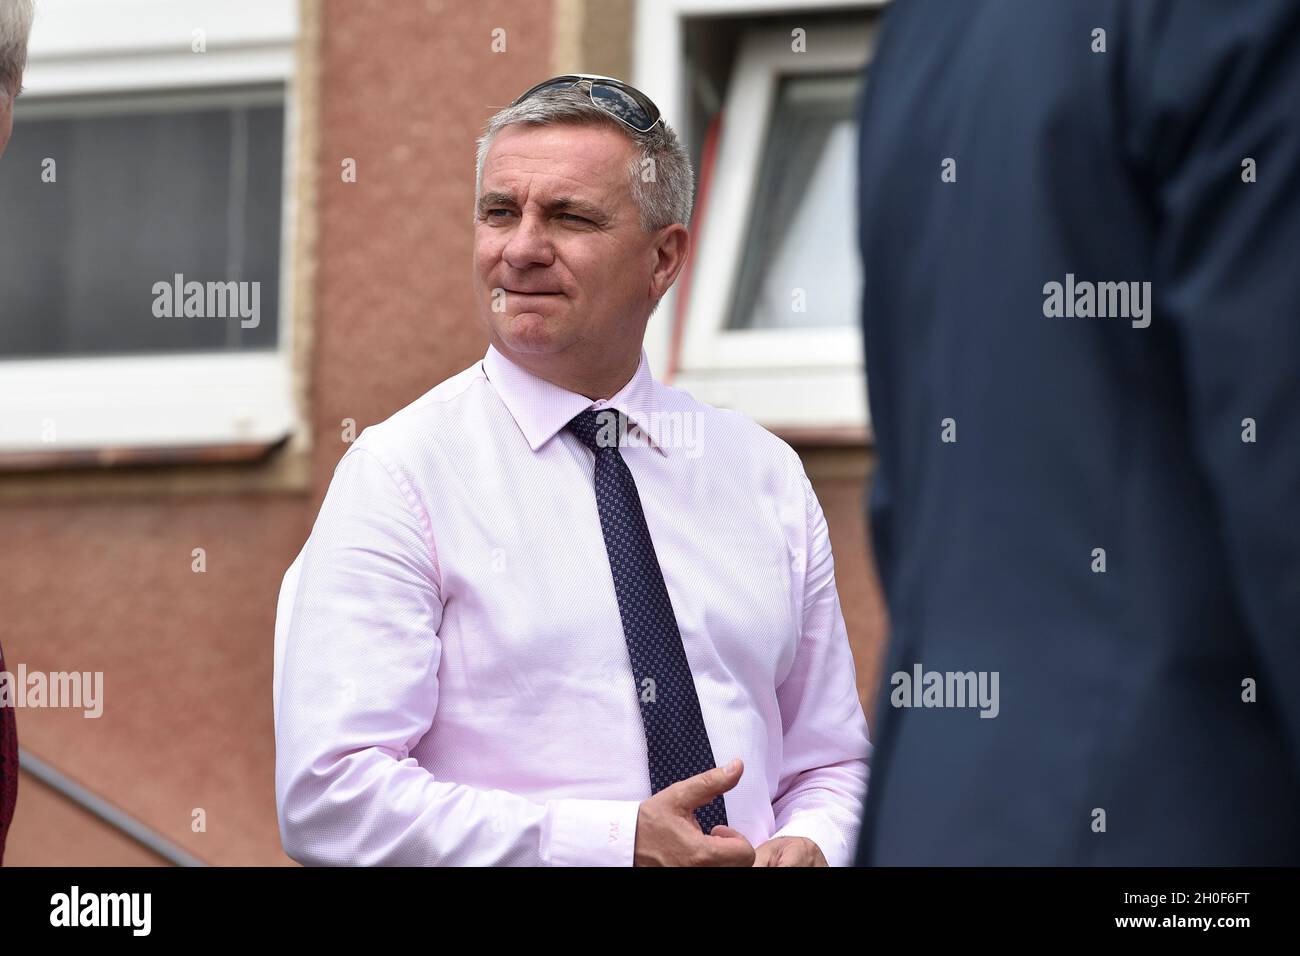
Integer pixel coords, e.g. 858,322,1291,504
634,0,882,433
0,0,301,455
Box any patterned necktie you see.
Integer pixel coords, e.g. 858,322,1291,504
566,407,728,834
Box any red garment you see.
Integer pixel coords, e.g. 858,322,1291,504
0,644,16,866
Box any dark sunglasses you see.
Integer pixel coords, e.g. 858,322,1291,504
510,73,663,134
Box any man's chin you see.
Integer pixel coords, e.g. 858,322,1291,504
497,312,574,354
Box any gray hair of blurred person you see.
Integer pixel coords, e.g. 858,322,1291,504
474,86,695,234
0,0,35,96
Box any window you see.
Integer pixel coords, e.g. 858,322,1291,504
0,0,300,459
635,1,878,436
726,72,861,331
0,89,284,358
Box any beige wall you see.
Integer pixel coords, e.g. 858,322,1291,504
1,0,885,866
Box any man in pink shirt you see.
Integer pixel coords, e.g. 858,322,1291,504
274,75,871,866
0,0,35,868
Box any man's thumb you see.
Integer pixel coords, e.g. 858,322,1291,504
676,758,743,810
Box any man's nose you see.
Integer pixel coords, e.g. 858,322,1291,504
501,211,555,270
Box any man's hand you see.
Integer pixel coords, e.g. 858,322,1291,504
752,836,828,867
633,759,755,866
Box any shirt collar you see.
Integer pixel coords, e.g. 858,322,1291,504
481,341,672,456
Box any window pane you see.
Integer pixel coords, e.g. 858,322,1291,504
0,90,284,358
727,73,862,330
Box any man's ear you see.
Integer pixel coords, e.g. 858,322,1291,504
649,224,690,300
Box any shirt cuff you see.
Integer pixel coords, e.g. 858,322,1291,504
543,798,641,867
770,811,855,867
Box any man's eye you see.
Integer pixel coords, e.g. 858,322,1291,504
559,213,592,224
485,208,514,219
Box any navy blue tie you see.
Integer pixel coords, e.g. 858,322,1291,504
566,407,728,834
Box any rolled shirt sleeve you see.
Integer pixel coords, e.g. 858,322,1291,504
768,459,873,867
275,442,641,866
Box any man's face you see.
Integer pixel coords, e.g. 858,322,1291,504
473,123,682,373
0,81,17,159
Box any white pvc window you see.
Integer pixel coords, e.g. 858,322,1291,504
726,72,862,331
635,2,878,433
0,0,300,455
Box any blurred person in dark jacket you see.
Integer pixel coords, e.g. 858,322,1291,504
0,0,35,865
855,0,1300,864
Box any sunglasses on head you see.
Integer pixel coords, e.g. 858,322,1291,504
510,74,663,134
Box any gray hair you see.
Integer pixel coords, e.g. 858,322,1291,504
0,0,34,94
475,86,695,232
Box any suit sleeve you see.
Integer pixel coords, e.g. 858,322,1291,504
1128,0,1300,761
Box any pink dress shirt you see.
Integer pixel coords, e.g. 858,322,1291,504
274,343,871,866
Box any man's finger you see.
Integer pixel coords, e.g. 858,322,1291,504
701,829,756,867
708,824,746,840
668,758,744,811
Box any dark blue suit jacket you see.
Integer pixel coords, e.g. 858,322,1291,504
855,0,1300,864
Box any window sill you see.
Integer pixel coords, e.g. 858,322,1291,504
771,424,871,448
0,435,310,501
0,436,288,472
775,426,875,482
